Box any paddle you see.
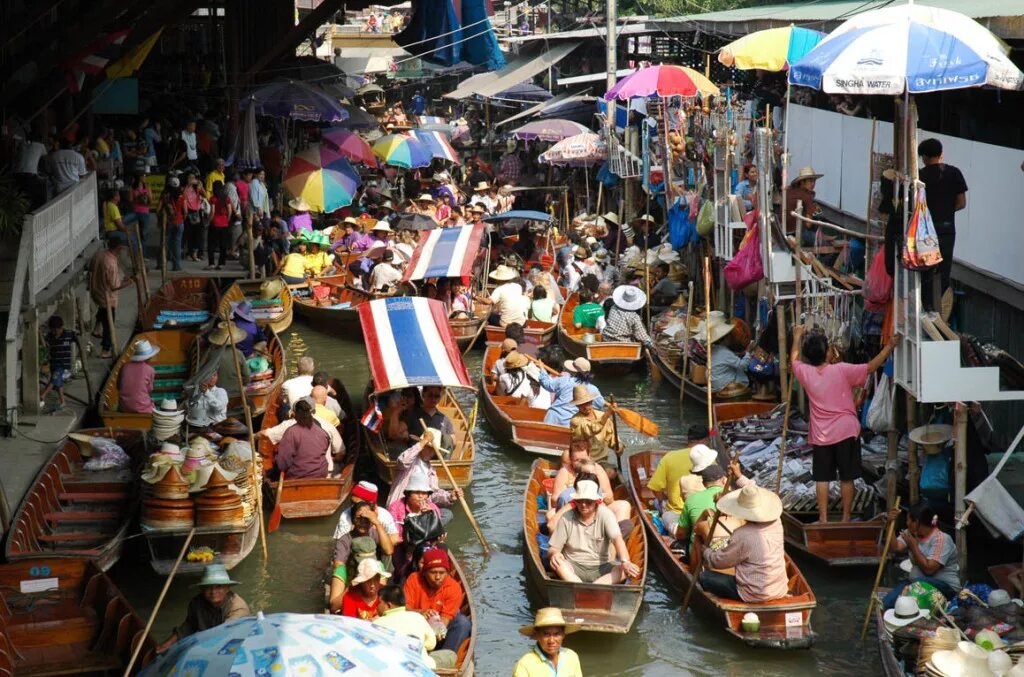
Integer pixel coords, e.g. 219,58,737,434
860,497,901,641
702,255,713,433
678,281,695,412
268,471,285,533
773,308,795,494
645,346,662,384
608,395,623,474
681,508,722,616
123,527,195,675
419,419,490,556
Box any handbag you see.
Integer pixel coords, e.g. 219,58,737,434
723,223,764,291
902,184,943,270
865,372,895,432
403,510,444,549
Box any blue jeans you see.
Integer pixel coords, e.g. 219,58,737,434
439,611,471,653
700,570,740,600
168,222,184,271
882,577,958,610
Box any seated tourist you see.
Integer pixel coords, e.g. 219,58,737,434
600,286,654,347
404,385,454,442
572,289,604,330
257,395,343,472
547,479,639,584
536,357,606,427
646,425,708,528
333,481,399,545
404,547,472,659
311,385,341,427
375,584,457,670
675,463,744,547
119,339,158,413
329,503,394,613
185,373,229,430
491,338,518,381
705,316,751,396
524,363,551,409
274,399,334,479
383,387,416,442
311,371,343,417
340,557,391,620
281,356,315,412
699,484,788,602
513,607,582,677
883,503,961,610
388,471,442,545
230,301,261,356
477,265,529,327
497,350,533,398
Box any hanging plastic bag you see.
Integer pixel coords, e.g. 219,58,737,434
669,198,696,249
696,200,714,236
723,223,763,291
902,184,942,271
863,249,893,312
865,372,895,432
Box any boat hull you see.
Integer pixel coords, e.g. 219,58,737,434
220,278,294,333
484,319,555,348
138,276,221,331
143,518,260,575
557,293,642,368
291,276,370,335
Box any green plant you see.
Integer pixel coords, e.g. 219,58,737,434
0,171,30,240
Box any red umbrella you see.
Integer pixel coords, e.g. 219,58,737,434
320,128,377,166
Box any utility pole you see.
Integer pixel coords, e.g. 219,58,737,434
605,0,617,136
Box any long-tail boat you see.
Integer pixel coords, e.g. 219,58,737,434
220,278,293,333
627,450,817,648
5,429,145,571
557,292,643,369
484,319,556,348
0,558,157,674
291,275,371,334
522,459,647,633
138,276,220,330
715,400,886,567
436,554,477,677
648,339,760,405
258,384,356,518
358,297,477,488
479,345,567,458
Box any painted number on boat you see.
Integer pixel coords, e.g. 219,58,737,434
20,577,58,593
785,612,802,627
29,565,51,577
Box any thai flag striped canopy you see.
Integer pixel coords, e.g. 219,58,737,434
408,129,461,164
359,297,473,393
403,224,485,282
789,4,1024,95
415,115,448,125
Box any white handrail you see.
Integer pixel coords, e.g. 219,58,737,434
4,226,33,426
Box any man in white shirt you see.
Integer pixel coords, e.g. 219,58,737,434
282,356,316,411
369,250,403,292
47,138,87,195
476,265,528,327
182,121,199,163
334,481,399,541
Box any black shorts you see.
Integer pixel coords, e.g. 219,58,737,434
811,436,862,482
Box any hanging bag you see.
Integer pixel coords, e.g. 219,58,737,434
865,372,895,432
863,248,893,311
902,184,943,270
723,222,764,291
696,200,715,236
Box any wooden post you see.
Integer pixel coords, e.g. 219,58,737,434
703,256,713,433
133,221,151,305
678,280,694,410
776,303,789,396
885,429,900,511
105,304,119,357
906,392,920,505
159,206,168,287
953,402,968,578
247,216,256,280
865,119,877,267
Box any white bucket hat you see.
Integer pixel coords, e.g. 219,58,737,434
570,479,601,502
689,444,717,473
404,470,432,494
350,558,391,586
489,265,518,281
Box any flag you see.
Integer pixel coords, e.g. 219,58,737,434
106,30,162,79
64,30,130,93
360,397,383,432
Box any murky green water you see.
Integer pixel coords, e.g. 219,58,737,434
116,323,881,675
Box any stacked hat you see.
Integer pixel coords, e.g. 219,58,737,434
151,399,184,441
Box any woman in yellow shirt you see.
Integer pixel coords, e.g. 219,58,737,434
276,237,309,284
303,232,336,278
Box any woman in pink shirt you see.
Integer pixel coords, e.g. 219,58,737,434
791,326,898,523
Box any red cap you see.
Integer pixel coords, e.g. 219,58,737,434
421,547,450,571
352,481,378,504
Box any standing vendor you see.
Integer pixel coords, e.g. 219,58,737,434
156,564,250,652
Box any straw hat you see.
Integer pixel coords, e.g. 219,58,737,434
909,424,953,454
790,166,823,187
883,596,928,632
570,479,601,501
504,351,529,370
633,214,656,225
288,197,312,211
573,245,590,260
350,558,391,586
474,181,490,191
208,321,246,346
194,564,240,587
343,216,360,226
231,301,256,323
130,339,160,362
188,462,239,493
689,444,717,473
500,338,518,352
701,314,737,345
489,265,518,281
371,220,392,233
929,641,994,677
518,607,581,637
570,384,597,406
600,211,620,227
717,484,783,523
563,357,591,374
612,285,647,312
593,249,610,263
415,192,434,203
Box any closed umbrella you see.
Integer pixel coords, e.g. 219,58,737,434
283,144,361,213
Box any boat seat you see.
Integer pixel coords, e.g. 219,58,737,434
59,492,127,503
14,651,121,676
36,533,110,543
45,511,120,523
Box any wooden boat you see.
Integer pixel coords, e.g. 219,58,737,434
484,319,556,348
137,276,221,330
99,329,286,429
437,554,477,677
715,401,885,567
479,345,567,458
875,602,905,677
627,450,817,648
142,509,260,575
450,308,489,351
99,329,198,430
220,277,293,333
522,459,646,633
557,292,643,368
366,388,475,488
0,558,157,675
649,340,761,405
258,384,356,518
291,275,371,334
5,429,145,572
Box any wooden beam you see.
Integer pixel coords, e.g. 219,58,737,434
238,0,347,86
0,0,64,50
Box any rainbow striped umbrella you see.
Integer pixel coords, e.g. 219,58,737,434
372,134,433,168
604,64,720,100
283,144,360,213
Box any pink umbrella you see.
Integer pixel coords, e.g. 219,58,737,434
511,119,590,142
320,128,377,165
604,64,720,100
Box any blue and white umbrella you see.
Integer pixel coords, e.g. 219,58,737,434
789,3,1024,94
141,612,434,677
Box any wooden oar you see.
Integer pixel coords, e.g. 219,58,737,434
645,346,662,384
420,418,490,555
703,255,713,433
681,508,722,616
860,496,901,641
268,472,285,533
608,395,623,474
462,317,488,356
773,307,794,494
123,527,195,675
678,281,695,410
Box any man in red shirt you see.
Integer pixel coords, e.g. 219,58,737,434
403,548,471,655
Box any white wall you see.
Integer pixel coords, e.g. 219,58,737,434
787,104,1024,285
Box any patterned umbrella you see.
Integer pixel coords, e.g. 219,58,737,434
244,81,349,122
718,26,825,72
372,134,433,168
283,144,361,213
407,129,461,164
140,612,434,677
604,64,720,100
538,132,606,166
320,128,378,165
511,119,590,142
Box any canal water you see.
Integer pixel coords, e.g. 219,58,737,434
116,323,881,675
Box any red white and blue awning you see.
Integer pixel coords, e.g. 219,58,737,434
415,115,448,125
403,224,485,282
359,297,474,393
408,129,461,164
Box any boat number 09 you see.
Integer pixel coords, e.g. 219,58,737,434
30,566,52,577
